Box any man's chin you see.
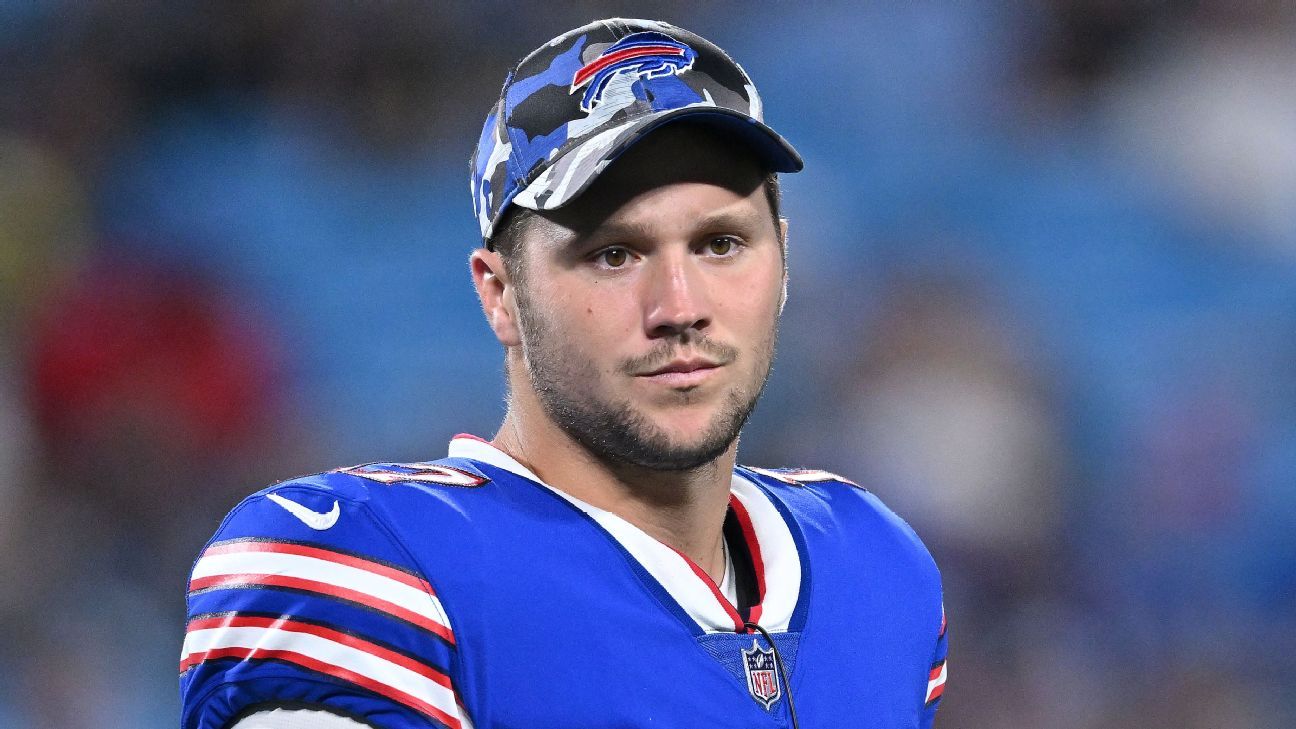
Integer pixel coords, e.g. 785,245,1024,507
615,434,734,472
647,414,726,445
601,414,741,471
534,374,759,472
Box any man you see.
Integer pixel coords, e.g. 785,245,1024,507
180,18,947,729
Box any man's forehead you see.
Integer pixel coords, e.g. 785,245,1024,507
596,195,770,234
540,176,771,246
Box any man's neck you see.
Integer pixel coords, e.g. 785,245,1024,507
491,407,736,585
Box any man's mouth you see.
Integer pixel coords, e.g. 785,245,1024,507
636,357,724,388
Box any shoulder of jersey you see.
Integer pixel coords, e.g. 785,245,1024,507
738,463,880,522
739,463,932,555
289,457,496,499
197,457,507,554
190,454,500,598
181,458,497,729
739,465,864,490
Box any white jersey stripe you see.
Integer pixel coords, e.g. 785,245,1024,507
448,436,803,635
730,474,801,632
449,437,741,632
191,550,451,638
926,661,947,703
587,509,741,633
182,624,463,727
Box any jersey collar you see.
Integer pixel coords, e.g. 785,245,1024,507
447,435,803,634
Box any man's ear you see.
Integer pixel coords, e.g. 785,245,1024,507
777,217,789,314
470,248,522,347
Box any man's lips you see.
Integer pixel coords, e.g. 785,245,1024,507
636,358,723,387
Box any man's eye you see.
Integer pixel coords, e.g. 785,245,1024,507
707,237,737,256
598,248,629,267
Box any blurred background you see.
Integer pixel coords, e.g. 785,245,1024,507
1,1,1293,726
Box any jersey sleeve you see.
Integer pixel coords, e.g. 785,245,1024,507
231,708,375,729
180,477,471,729
919,603,949,728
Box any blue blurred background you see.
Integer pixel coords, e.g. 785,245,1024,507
1,1,1293,726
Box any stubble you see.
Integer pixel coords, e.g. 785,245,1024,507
514,291,777,472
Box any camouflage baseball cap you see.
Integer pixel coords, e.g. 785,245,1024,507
470,18,803,242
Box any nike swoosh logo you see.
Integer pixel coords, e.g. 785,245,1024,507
267,493,340,530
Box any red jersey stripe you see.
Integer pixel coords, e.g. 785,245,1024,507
728,496,768,615
665,545,745,633
187,572,455,644
183,614,452,688
180,645,461,729
202,540,434,594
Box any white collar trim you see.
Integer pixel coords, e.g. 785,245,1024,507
447,436,801,634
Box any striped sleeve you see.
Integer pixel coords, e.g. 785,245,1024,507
180,481,472,729
920,603,949,727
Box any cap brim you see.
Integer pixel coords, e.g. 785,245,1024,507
510,107,803,213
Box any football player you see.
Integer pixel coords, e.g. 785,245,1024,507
181,18,947,728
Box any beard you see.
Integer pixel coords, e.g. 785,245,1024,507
514,293,776,472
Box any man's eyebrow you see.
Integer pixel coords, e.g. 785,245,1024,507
578,219,658,243
577,207,770,245
691,206,769,233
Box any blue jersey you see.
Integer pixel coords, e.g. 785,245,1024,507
181,436,947,728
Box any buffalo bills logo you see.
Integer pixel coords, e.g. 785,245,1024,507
570,32,697,112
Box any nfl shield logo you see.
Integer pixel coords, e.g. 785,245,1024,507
742,639,782,710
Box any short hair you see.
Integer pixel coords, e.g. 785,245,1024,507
488,171,783,285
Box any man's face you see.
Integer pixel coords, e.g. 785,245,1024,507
508,125,785,471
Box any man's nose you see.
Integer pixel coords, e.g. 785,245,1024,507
643,251,711,339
